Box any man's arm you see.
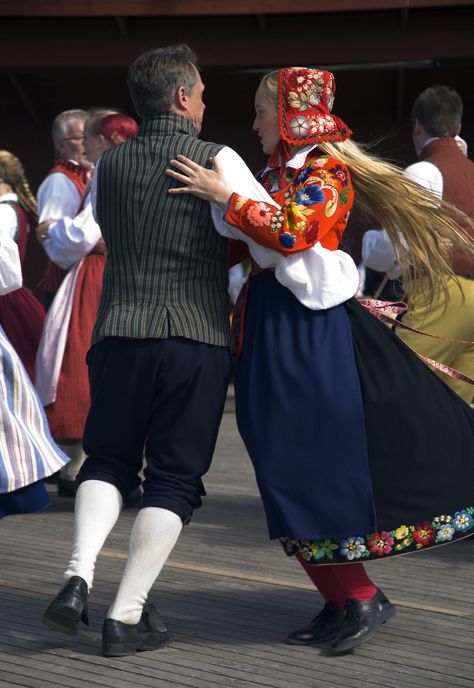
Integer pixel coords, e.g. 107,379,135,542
362,161,443,276
40,198,102,270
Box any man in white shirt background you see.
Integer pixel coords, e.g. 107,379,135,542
363,86,474,403
36,109,92,310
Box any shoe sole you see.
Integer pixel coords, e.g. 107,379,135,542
102,634,174,658
330,606,396,655
287,633,339,647
43,602,81,636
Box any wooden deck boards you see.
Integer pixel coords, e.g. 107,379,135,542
1,408,473,688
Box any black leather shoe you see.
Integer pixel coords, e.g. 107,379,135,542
102,603,173,657
287,602,345,646
42,576,89,635
330,588,396,655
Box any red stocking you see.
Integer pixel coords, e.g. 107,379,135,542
296,554,377,610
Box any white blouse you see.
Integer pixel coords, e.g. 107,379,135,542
42,191,102,270
0,192,20,241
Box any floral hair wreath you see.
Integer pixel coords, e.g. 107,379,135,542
278,67,352,146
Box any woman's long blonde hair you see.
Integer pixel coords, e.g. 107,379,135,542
261,71,474,302
0,150,38,221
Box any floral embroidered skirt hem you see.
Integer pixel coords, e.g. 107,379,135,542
235,272,474,565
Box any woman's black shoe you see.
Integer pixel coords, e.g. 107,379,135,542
102,603,173,657
287,602,345,646
330,588,396,655
42,575,89,635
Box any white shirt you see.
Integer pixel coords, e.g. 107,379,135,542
0,233,22,295
42,191,102,270
362,161,443,278
0,192,20,241
37,167,82,222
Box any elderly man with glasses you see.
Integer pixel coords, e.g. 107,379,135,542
35,109,93,496
37,109,93,310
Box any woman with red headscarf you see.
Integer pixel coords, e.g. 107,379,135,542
166,67,474,655
35,110,138,498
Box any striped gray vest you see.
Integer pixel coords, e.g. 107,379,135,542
92,114,230,347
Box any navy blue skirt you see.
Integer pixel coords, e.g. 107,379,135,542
235,271,474,564
0,480,49,519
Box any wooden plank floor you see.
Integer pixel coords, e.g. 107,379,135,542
1,400,473,688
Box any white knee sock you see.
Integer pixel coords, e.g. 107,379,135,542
107,507,183,624
58,441,86,481
64,480,123,590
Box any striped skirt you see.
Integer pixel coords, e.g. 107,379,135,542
0,326,68,515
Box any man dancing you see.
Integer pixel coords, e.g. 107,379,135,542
43,45,232,657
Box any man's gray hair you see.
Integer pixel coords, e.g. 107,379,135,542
51,109,87,144
127,44,198,118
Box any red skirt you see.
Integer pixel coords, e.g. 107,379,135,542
0,287,45,383
45,254,105,439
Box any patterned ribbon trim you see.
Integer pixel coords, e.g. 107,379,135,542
359,298,474,385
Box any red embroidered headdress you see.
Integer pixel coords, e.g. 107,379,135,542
279,67,351,145
268,67,352,168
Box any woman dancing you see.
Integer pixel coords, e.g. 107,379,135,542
166,67,474,654
0,226,68,518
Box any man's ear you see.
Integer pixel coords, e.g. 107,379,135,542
412,118,422,135
175,85,188,111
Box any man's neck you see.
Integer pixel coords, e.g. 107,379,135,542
419,137,439,155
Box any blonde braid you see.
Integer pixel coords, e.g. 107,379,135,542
318,138,474,302
0,150,38,221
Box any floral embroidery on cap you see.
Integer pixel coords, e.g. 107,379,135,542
279,68,352,146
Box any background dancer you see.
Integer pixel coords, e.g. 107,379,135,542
0,221,68,519
36,109,137,498
0,151,45,382
36,109,92,310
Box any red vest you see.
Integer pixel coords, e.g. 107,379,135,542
37,161,89,294
418,137,474,278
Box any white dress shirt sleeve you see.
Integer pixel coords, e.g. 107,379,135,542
37,172,82,221
0,234,22,295
42,194,102,270
90,160,99,223
404,161,443,198
362,161,442,279
0,201,19,241
362,229,402,279
211,147,360,310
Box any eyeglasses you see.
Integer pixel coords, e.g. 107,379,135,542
62,135,85,142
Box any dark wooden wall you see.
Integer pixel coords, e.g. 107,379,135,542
1,3,473,286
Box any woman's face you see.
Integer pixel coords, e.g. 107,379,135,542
83,123,110,164
253,84,280,155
